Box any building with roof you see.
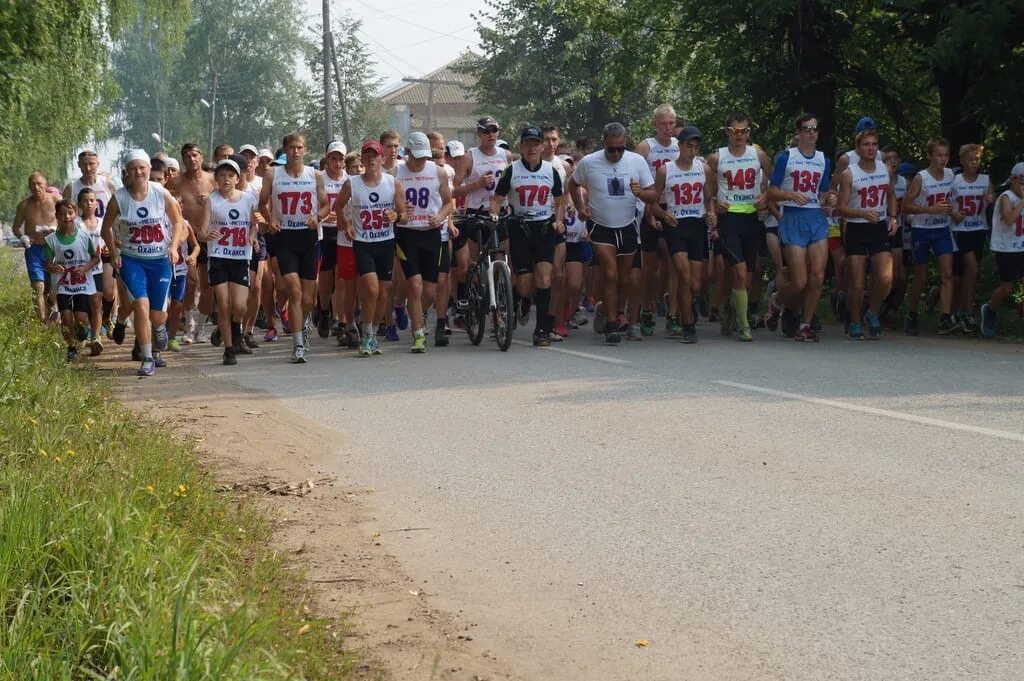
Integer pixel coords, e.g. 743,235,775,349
379,52,481,146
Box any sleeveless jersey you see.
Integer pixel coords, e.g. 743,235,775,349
847,159,890,224
322,171,348,245
76,218,104,275
564,206,584,243
643,137,679,174
717,145,760,214
46,228,96,295
441,164,456,242
207,191,255,260
778,147,826,209
951,173,990,232
464,147,508,211
70,177,113,219
348,174,396,243
115,182,171,260
990,190,1024,253
909,168,954,229
506,160,557,221
397,161,443,230
271,165,317,230
662,161,707,219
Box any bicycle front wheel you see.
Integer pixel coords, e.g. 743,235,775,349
466,264,486,346
492,262,515,351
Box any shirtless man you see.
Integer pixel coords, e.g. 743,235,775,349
167,142,216,342
13,171,58,321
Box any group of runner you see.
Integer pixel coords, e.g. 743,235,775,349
10,104,1024,375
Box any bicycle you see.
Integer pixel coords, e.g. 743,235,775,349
454,213,517,351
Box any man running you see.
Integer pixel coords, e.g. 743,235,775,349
980,162,1024,338
428,131,458,346
707,112,772,342
491,126,566,346
259,132,330,363
317,140,348,338
101,150,184,376
13,172,58,322
950,143,994,334
542,124,571,340
567,122,656,343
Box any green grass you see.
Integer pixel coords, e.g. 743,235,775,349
0,250,356,679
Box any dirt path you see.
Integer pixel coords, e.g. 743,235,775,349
111,353,522,681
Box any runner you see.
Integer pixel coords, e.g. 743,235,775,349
64,150,117,218
491,126,566,346
427,130,458,346
766,114,837,341
903,138,957,335
380,129,407,340
557,154,588,334
835,128,897,339
542,125,571,340
651,125,715,343
333,140,408,357
445,140,472,328
707,112,772,342
101,150,184,376
396,132,453,353
567,122,656,343
73,187,107,355
44,200,100,362
334,151,363,348
980,162,1024,338
635,104,680,337
212,143,235,162
167,142,215,343
879,147,909,323
317,140,347,338
197,158,258,365
950,143,994,334
259,133,330,363
12,171,57,322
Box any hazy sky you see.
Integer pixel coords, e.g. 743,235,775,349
299,0,488,89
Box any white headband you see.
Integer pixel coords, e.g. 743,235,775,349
123,149,150,166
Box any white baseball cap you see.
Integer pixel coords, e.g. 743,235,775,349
165,157,180,171
1008,161,1024,182
257,148,274,160
238,144,258,156
215,158,240,175
406,132,432,159
325,140,347,156
445,140,465,158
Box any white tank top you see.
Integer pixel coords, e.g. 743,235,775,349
643,137,679,174
564,206,584,243
70,177,113,218
778,147,826,209
662,161,706,219
909,168,954,229
951,173,990,232
322,172,348,245
717,145,760,213
847,159,891,224
990,190,1024,253
271,165,317,230
397,161,443,230
207,191,255,260
46,228,96,295
115,182,171,259
464,147,508,211
347,174,396,243
894,175,907,220
76,218,104,275
506,160,557,221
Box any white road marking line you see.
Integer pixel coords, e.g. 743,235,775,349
713,380,1024,443
510,340,632,365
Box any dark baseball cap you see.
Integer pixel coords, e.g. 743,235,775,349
519,126,543,143
676,125,702,142
477,116,499,131
855,116,877,133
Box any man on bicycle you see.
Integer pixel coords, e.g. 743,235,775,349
490,126,567,346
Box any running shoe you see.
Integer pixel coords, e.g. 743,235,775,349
243,332,259,349
370,335,383,355
593,302,607,334
318,312,331,338
765,293,781,332
290,345,306,364
904,312,919,336
518,297,531,326
582,297,595,313
394,305,409,331
358,333,372,356
554,321,570,338
533,331,551,347
210,327,222,347
167,339,181,352
235,340,253,355
794,326,819,342
347,327,362,348
66,346,78,363
102,317,113,335
90,339,103,357
681,325,698,344
780,308,798,338
848,322,865,340
411,334,426,353
385,324,400,341
75,325,90,342
627,323,643,341
434,330,449,347
937,314,959,335
548,330,565,342
193,323,206,344
263,327,278,342
181,331,195,345
865,311,882,339
604,330,622,344
112,322,126,345
223,348,237,366
980,303,996,338
153,352,167,368
667,315,683,338
131,342,143,362
719,301,733,337
640,310,655,337
571,308,588,327
137,358,155,377
962,312,980,336
737,327,753,342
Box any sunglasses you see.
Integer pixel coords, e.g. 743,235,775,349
478,125,499,134
606,145,627,153
800,125,819,132
726,126,751,135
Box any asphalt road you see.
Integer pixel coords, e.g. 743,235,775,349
173,317,1023,680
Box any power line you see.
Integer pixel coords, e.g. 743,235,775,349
356,29,423,76
349,0,476,43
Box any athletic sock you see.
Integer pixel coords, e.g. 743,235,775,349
293,328,303,348
414,328,424,338
534,287,551,334
231,321,242,349
731,288,749,330
363,322,374,336
141,343,153,359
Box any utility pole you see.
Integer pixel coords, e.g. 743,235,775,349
401,77,463,132
322,0,334,143
328,31,351,149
